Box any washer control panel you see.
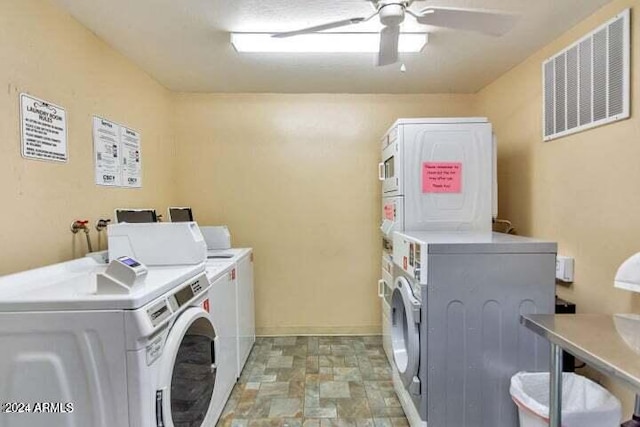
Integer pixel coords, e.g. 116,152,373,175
147,300,171,327
393,233,427,284
143,275,208,329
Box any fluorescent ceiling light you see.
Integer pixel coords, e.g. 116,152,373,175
231,33,428,53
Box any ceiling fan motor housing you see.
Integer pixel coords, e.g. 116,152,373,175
379,2,406,26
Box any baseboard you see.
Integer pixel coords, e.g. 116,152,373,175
256,324,381,337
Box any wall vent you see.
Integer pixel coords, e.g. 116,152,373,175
543,9,630,141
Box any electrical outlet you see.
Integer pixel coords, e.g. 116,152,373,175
556,256,575,283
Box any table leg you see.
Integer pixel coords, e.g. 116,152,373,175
621,395,640,426
549,343,563,427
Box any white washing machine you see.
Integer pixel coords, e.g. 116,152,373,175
392,231,556,427
0,257,224,427
207,248,255,378
205,261,238,423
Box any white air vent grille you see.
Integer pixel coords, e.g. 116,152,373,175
579,38,592,127
566,46,579,130
543,9,630,141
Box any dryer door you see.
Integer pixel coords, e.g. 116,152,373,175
391,276,421,391
157,307,219,427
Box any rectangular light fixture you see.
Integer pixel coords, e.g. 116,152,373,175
231,32,428,53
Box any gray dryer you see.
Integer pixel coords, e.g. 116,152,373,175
391,231,556,427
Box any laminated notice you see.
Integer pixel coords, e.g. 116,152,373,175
20,94,67,162
93,117,121,186
384,203,395,220
92,116,142,188
121,127,142,188
422,162,462,193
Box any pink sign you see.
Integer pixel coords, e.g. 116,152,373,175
384,203,395,220
422,162,462,193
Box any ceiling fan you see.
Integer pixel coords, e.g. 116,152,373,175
272,0,518,66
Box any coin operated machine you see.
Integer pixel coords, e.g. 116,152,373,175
97,256,148,294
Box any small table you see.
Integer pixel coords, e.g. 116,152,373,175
521,314,640,427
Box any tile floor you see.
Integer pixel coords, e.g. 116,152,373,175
217,336,409,427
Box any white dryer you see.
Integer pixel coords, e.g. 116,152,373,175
199,225,255,378
0,257,223,427
207,248,255,378
379,118,496,236
204,261,238,423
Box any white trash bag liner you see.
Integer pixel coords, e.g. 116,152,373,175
510,372,621,427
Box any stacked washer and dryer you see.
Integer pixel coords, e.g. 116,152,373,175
377,118,557,427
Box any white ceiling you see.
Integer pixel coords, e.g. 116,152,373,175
51,0,611,94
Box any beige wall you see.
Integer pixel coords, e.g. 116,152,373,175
5,0,639,412
0,0,477,337
172,94,476,335
477,0,640,414
0,0,175,274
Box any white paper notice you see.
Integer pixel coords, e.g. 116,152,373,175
121,127,142,188
20,94,68,162
93,117,122,186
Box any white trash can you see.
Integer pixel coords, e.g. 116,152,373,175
510,372,622,427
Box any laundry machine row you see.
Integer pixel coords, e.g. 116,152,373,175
0,257,217,427
0,223,252,427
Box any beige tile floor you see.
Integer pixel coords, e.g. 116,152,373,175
217,336,409,427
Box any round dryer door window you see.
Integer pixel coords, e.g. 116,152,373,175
159,307,218,427
391,276,420,388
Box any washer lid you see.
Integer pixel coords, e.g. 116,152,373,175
0,258,206,311
206,247,252,262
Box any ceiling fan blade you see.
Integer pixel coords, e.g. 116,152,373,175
272,17,368,38
378,25,400,66
416,7,518,36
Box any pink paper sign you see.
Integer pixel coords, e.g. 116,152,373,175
422,162,462,193
384,203,395,220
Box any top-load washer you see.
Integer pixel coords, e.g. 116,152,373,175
204,260,238,423
391,231,556,427
201,224,255,378
207,246,255,378
0,256,218,427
